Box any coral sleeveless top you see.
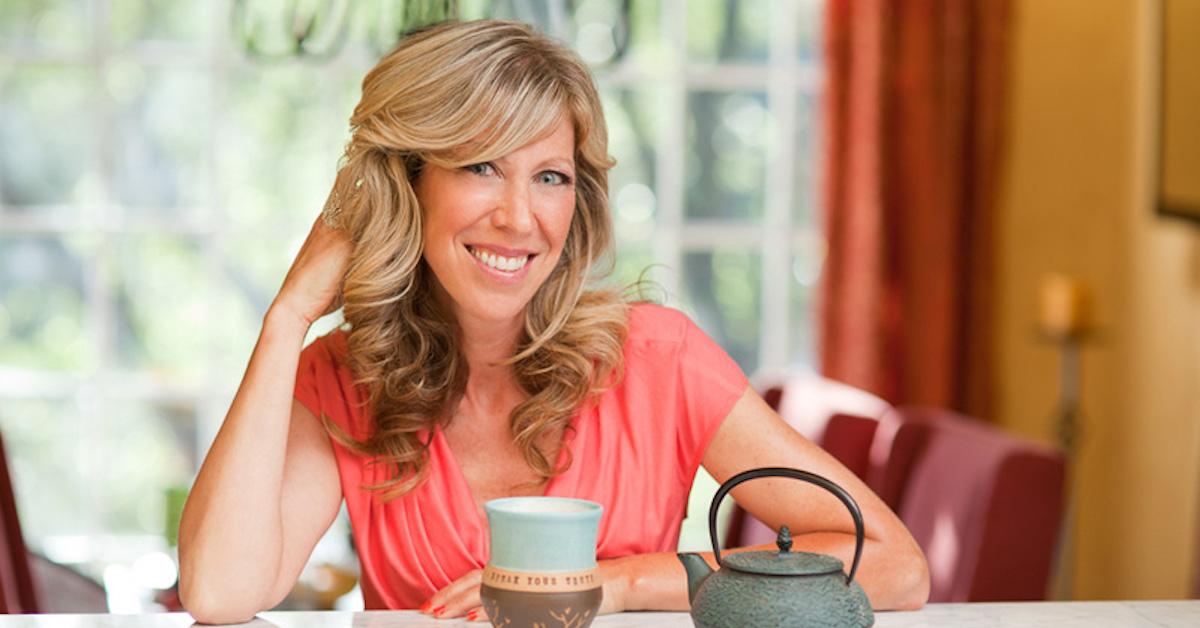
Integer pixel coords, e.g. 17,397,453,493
293,303,748,609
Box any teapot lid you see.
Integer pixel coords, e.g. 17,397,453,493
722,526,846,577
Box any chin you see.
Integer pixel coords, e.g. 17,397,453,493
460,295,532,326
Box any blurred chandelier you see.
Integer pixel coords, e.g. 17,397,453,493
232,0,631,62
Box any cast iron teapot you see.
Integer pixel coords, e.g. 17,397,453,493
678,467,874,627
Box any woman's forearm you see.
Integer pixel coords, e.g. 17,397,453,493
753,532,929,610
603,550,697,612
177,306,310,622
609,533,928,612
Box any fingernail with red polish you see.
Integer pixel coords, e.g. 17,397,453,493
433,605,445,617
467,610,477,621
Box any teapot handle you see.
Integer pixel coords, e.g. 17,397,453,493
710,467,865,587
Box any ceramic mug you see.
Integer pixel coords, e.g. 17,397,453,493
480,497,603,628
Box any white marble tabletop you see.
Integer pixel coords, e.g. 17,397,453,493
0,602,1196,627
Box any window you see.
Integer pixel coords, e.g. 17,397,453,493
0,0,823,609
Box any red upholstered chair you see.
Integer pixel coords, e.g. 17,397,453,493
0,432,38,613
753,371,891,442
884,408,1066,602
725,373,890,548
819,413,879,481
865,408,937,510
0,427,109,613
28,553,106,612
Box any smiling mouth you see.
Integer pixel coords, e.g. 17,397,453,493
466,245,535,273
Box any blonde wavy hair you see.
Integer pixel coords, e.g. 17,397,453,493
322,19,629,499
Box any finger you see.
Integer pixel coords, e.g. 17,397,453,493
423,569,483,618
437,581,482,618
465,606,488,622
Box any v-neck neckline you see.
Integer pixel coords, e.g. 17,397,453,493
433,413,579,535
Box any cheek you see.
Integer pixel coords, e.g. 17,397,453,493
420,212,447,256
422,188,492,248
545,198,577,249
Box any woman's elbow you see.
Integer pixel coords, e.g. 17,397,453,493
890,543,930,611
179,576,262,625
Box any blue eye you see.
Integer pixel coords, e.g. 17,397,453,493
538,171,572,186
465,163,495,176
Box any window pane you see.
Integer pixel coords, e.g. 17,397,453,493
681,249,761,371
602,87,660,240
0,236,91,371
685,91,769,221
219,63,352,314
572,0,665,67
687,0,769,64
790,231,825,368
113,234,209,380
97,399,196,536
215,228,291,337
219,63,348,228
625,0,666,66
613,241,656,297
109,64,212,214
794,92,820,226
328,62,366,131
0,65,95,211
798,0,823,63
110,0,215,45
0,398,91,547
0,0,90,48
209,256,271,381
221,64,347,216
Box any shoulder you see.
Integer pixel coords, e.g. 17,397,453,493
302,326,349,356
620,303,734,376
625,302,695,346
298,327,352,378
622,303,746,384
295,326,371,435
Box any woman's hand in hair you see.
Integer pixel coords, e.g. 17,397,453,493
270,214,352,328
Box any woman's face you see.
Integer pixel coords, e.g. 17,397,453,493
416,117,577,329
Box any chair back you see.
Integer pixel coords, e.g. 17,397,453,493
724,373,890,548
29,553,105,612
770,372,891,442
819,413,879,481
0,432,38,613
891,408,1065,602
866,408,937,510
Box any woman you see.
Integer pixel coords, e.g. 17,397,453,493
178,19,929,624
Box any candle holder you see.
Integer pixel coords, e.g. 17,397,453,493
1036,274,1093,601
1037,273,1093,457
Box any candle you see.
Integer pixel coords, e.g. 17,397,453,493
1039,274,1090,338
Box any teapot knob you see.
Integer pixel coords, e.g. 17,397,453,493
776,525,793,554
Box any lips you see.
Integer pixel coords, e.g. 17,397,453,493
465,244,539,281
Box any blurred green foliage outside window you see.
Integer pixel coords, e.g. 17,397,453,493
0,0,824,601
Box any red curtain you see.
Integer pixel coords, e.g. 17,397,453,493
818,0,1009,416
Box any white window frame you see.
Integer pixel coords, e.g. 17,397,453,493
0,0,823,585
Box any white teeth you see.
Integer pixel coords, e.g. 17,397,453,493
470,246,529,273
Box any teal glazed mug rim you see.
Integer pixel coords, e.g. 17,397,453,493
484,496,602,520
484,496,603,573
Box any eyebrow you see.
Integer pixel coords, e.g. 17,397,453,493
492,155,575,173
541,158,575,172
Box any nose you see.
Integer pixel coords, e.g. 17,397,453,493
491,180,535,234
